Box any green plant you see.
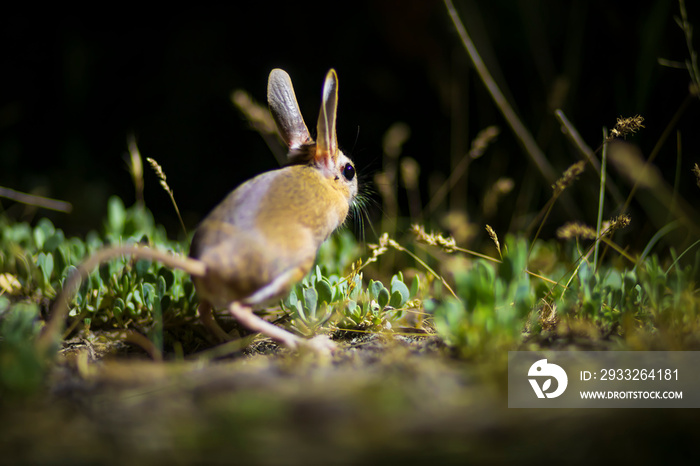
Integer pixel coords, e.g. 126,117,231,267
431,235,534,357
0,197,199,338
282,263,415,336
0,299,46,397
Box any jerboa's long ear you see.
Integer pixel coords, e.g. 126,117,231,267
315,69,339,164
267,69,314,154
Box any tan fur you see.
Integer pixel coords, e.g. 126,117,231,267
44,69,356,353
188,69,357,348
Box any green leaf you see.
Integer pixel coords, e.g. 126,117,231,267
315,279,333,305
114,298,125,319
295,301,307,322
158,268,175,289
43,230,65,253
348,301,365,324
389,290,404,308
132,289,143,306
33,218,55,250
410,275,420,298
284,288,298,310
369,280,385,301
303,287,318,316
36,252,54,287
120,273,131,295
33,228,46,250
135,259,150,279
98,264,111,285
126,300,138,316
141,283,156,308
390,279,410,307
92,289,104,312
332,283,344,302
377,287,390,309
156,275,167,298
107,196,126,236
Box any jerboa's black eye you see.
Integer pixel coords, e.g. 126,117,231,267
342,163,356,181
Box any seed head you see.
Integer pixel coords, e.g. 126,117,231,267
552,161,586,196
556,222,597,240
609,115,645,140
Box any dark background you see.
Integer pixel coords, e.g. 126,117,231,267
2,1,698,249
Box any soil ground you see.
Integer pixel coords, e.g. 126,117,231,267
1,331,697,465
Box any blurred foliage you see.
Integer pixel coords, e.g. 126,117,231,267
431,236,535,357
0,300,44,397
